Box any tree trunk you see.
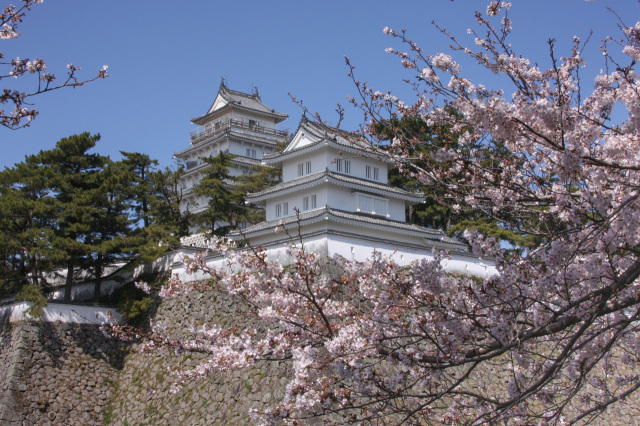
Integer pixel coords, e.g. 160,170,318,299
64,260,74,301
94,253,103,303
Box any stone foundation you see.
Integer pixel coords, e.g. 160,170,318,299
0,321,126,425
108,290,289,425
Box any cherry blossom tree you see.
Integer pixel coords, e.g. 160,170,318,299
1,0,108,129
116,2,640,424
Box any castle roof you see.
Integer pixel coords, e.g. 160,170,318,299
230,206,466,251
192,81,288,125
245,170,424,203
262,117,392,166
180,155,263,179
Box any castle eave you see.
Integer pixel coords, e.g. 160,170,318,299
230,207,466,252
246,170,424,203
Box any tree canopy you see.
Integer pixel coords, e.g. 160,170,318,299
0,133,188,302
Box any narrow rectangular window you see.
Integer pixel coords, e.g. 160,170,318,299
373,198,388,216
345,160,351,174
366,165,372,179
246,148,251,157
311,195,317,209
283,202,288,216
276,204,282,218
306,161,311,174
356,193,388,217
373,167,379,180
336,158,342,172
358,194,372,213
303,197,309,211
298,163,304,177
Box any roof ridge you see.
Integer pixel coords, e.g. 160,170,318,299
220,84,261,102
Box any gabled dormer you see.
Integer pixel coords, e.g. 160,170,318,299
264,117,392,184
246,117,424,223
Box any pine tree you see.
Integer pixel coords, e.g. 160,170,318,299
237,162,281,225
0,154,57,296
121,153,190,263
120,152,157,228
193,152,246,237
38,132,109,301
373,115,538,250
87,159,137,302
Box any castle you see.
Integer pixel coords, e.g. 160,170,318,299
174,82,494,279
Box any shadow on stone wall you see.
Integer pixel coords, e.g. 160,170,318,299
0,321,128,426
107,287,291,426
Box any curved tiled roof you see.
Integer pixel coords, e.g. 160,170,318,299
263,117,391,165
192,82,288,125
245,170,424,202
174,129,280,157
230,206,466,251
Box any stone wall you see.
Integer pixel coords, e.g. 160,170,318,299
0,321,126,425
107,289,290,425
2,265,640,425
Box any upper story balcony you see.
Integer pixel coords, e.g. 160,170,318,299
189,118,289,145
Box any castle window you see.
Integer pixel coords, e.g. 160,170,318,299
366,166,380,180
336,158,343,172
302,196,316,211
275,202,289,218
298,161,312,177
356,193,389,217
246,148,257,158
344,160,351,174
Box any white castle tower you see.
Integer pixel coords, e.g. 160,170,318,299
174,81,288,217
224,117,493,277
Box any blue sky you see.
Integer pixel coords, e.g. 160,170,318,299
1,0,637,169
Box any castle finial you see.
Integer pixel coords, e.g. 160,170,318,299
220,77,227,87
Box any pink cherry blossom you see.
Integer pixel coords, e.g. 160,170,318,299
108,3,640,425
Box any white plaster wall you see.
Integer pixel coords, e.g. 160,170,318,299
235,113,277,130
326,186,356,212
265,193,291,221
0,301,123,325
282,150,330,182
332,155,388,184
47,279,124,302
44,254,174,302
265,184,407,223
326,236,495,278
387,198,407,222
286,131,321,152
172,233,495,284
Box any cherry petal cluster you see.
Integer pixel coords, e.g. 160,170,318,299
122,4,640,425
0,0,108,129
